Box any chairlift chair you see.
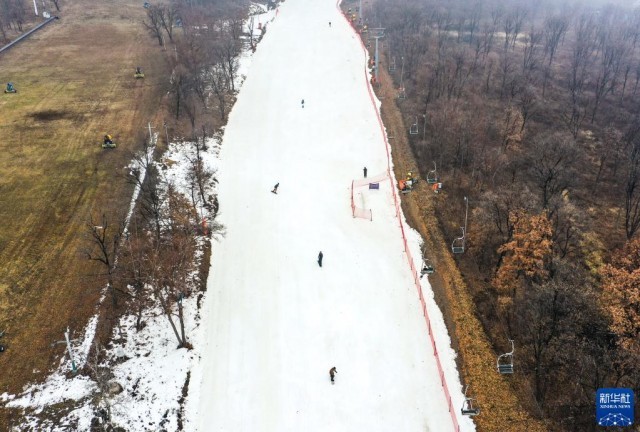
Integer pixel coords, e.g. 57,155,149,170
420,260,435,278
398,87,406,100
451,227,465,254
389,58,396,72
497,339,515,374
409,116,418,135
461,385,480,416
427,162,439,184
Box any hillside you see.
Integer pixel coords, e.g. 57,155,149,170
0,0,169,426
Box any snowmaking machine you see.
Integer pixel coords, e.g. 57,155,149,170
4,82,17,93
398,171,419,194
102,134,117,149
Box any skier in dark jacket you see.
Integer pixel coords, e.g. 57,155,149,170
363,167,367,178
329,366,337,383
318,251,323,267
271,183,279,194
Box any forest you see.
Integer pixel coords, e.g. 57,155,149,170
365,0,640,429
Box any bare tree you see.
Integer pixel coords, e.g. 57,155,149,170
502,12,515,54
214,29,242,93
143,5,165,46
526,132,574,211
85,214,126,308
513,281,564,406
624,120,640,239
499,51,515,99
186,126,216,210
522,26,543,75
121,220,153,331
159,4,178,43
467,2,481,44
128,142,165,243
517,85,538,133
144,188,198,349
568,13,596,103
542,15,569,96
591,30,629,122
247,15,256,51
86,343,119,431
510,6,528,50
208,62,229,120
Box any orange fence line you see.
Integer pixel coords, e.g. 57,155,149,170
338,3,461,430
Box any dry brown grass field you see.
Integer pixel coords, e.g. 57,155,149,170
0,0,169,421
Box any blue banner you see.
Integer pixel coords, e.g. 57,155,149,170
596,388,634,427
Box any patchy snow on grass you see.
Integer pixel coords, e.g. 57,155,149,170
4,130,218,430
90,296,199,431
1,5,284,430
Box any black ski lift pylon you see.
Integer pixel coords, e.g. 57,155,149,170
427,162,439,184
497,339,515,374
461,385,480,416
409,116,418,135
451,227,465,254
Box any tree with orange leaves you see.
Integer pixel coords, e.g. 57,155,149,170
600,238,640,356
493,210,553,297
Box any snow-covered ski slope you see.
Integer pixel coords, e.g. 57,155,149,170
188,1,476,431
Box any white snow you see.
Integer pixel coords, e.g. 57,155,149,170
186,0,475,431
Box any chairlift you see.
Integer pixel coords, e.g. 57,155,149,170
461,385,480,416
427,162,439,184
420,260,435,278
497,339,515,374
389,57,396,72
409,116,418,135
451,227,465,254
397,87,406,100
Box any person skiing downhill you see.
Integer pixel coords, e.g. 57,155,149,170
301,99,305,108
329,366,337,384
317,251,323,267
363,166,367,178
271,183,279,194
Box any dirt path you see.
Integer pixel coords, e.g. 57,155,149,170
371,51,548,432
0,0,169,419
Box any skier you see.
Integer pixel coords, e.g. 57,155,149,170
329,366,337,384
329,21,331,27
271,183,279,194
363,166,367,178
317,251,323,267
301,99,305,108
